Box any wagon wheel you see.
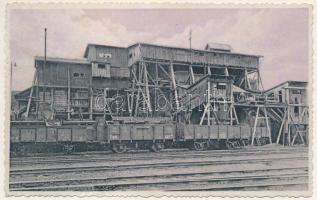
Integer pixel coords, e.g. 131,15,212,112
151,143,164,152
11,145,26,157
225,141,233,149
17,145,27,157
193,142,207,151
112,143,127,153
63,144,75,155
240,139,246,147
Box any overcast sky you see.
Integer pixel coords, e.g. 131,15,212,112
9,8,309,91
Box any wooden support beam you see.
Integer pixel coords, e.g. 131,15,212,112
35,67,39,117
25,70,37,118
67,65,71,120
251,106,260,146
170,61,179,110
158,63,172,80
89,63,93,120
189,65,195,84
207,80,210,125
245,69,251,89
269,108,283,121
263,106,272,144
233,105,239,124
129,65,136,116
199,103,209,125
276,108,287,144
143,62,152,113
145,68,172,109
238,76,245,87
50,87,54,120
229,104,233,125
225,67,229,76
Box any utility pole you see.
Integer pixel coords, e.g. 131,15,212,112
189,29,195,84
43,28,47,102
189,29,192,50
10,62,16,92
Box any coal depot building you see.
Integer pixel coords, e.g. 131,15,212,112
11,42,308,154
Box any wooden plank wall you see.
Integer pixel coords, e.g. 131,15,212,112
137,44,259,68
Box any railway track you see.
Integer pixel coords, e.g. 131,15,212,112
10,167,308,191
10,146,308,166
10,155,307,176
9,146,309,191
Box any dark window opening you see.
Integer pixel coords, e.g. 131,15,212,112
129,53,133,58
292,89,301,94
294,106,299,116
193,66,204,74
278,90,283,103
80,73,85,78
294,97,298,104
98,64,106,69
73,73,79,77
217,83,226,90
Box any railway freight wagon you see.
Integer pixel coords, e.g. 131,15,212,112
10,121,177,155
10,120,270,155
176,123,270,150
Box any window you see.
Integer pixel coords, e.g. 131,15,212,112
73,73,79,77
98,64,106,69
80,73,85,78
129,53,133,58
98,53,112,59
294,106,299,116
278,90,283,103
217,83,226,90
292,89,301,94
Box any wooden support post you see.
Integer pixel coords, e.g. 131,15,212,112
50,87,54,120
134,63,141,117
35,67,39,117
189,65,195,84
245,69,251,89
269,108,283,121
89,64,93,120
25,70,37,118
286,90,291,145
225,67,229,76
199,103,209,125
207,80,210,125
143,62,152,113
67,65,71,120
207,66,211,75
134,88,140,117
229,104,233,125
263,106,272,144
103,88,107,119
276,108,287,144
129,65,136,116
251,106,260,146
170,61,179,110
233,106,239,124
257,70,260,90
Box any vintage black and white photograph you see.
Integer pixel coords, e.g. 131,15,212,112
5,3,312,195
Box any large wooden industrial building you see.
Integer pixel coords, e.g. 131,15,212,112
11,42,308,152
